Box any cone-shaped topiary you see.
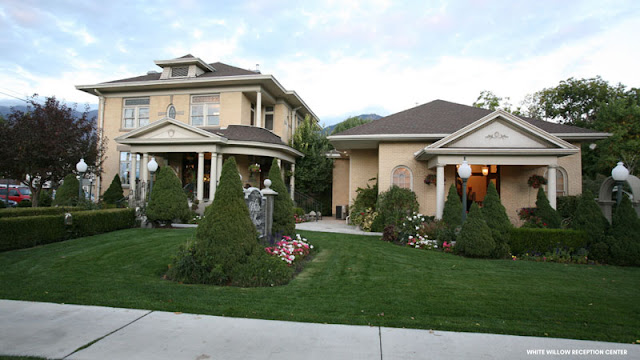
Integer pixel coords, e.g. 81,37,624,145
102,174,124,205
53,174,80,206
535,187,562,228
609,195,640,266
571,190,609,244
482,182,512,258
146,167,190,224
456,202,496,258
268,158,295,237
442,184,462,228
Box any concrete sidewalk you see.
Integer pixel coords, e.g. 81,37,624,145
1,300,637,360
296,218,382,236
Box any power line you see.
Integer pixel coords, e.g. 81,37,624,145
0,91,29,103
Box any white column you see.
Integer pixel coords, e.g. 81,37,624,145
256,90,262,128
216,154,223,183
548,165,557,209
435,164,445,219
290,163,295,201
141,153,149,201
130,152,137,199
209,152,217,202
197,152,204,202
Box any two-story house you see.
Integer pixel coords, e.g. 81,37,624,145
76,54,316,210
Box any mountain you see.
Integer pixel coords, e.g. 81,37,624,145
323,113,383,134
0,105,99,121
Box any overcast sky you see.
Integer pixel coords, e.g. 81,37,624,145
1,0,639,125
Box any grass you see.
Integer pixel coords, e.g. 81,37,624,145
0,228,639,344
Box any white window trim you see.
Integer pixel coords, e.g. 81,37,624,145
265,106,274,131
119,152,141,187
391,165,413,191
544,166,568,197
167,104,176,119
122,98,150,129
190,94,220,126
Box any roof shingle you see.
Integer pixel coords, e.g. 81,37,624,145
102,61,259,84
205,125,286,145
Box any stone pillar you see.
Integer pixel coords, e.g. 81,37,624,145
548,165,557,209
216,154,223,183
197,152,205,202
290,163,295,201
130,152,137,202
141,153,149,201
256,90,262,128
261,179,278,237
209,152,217,202
436,164,445,219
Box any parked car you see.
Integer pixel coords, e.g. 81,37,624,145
0,196,18,207
0,185,32,204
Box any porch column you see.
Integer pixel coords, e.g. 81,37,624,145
216,154,223,183
197,152,205,202
548,165,557,209
130,152,137,200
256,90,262,128
209,152,217,202
435,164,445,219
141,153,149,201
290,163,295,201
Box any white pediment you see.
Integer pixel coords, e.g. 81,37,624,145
115,118,226,144
446,119,554,149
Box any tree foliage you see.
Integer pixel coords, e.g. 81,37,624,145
146,167,190,224
482,182,512,258
53,174,80,206
456,203,495,258
371,186,419,232
268,158,295,237
330,116,371,135
472,90,520,114
609,196,640,266
0,96,105,207
535,188,562,229
102,174,124,205
442,184,462,228
571,190,609,244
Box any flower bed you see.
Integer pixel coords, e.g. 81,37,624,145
265,234,314,265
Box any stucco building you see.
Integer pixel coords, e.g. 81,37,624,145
76,54,317,209
328,100,610,224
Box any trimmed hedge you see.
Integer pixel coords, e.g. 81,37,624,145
509,228,588,256
0,208,135,252
0,206,82,218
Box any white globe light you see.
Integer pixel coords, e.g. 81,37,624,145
76,158,88,173
458,160,472,179
147,157,159,173
611,162,629,182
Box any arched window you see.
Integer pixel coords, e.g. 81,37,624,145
167,105,176,119
392,166,413,190
545,166,568,197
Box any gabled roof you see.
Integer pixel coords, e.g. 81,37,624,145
104,62,258,84
331,100,608,138
205,125,288,145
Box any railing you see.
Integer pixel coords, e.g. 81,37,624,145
294,191,322,214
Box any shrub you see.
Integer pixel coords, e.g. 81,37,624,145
397,212,429,244
17,200,32,208
609,196,640,266
102,174,125,205
508,228,588,256
0,206,81,218
482,182,512,258
268,158,295,237
293,207,305,217
456,203,495,258
349,178,378,221
442,185,462,229
70,209,136,237
53,174,81,206
571,190,609,244
146,167,190,225
38,190,53,207
371,186,419,232
382,224,398,243
557,196,579,227
535,188,562,228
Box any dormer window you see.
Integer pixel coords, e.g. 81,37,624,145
171,66,189,77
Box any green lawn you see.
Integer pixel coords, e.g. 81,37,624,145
0,228,638,344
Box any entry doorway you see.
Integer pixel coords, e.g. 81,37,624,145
455,165,500,208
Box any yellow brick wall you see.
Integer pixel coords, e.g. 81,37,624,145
274,103,290,143
332,158,350,211
558,145,582,196
220,92,242,128
348,149,378,206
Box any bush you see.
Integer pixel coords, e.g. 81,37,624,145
508,228,588,256
268,158,295,237
382,224,398,243
609,196,640,266
17,200,32,208
482,182,512,258
53,174,80,206
38,190,53,207
349,179,378,221
293,207,305,217
0,206,81,218
456,203,495,258
102,174,125,205
0,208,135,252
535,188,562,228
442,185,462,229
571,190,609,244
557,196,579,227
371,186,419,232
146,167,190,225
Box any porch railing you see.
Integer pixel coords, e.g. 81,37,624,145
294,191,322,214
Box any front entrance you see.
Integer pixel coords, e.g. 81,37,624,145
182,153,211,200
455,165,500,208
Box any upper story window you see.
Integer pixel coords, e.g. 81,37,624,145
250,103,255,126
167,105,176,119
123,97,150,128
191,94,220,126
392,166,413,190
171,66,189,77
265,106,274,130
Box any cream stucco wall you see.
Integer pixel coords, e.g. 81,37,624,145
557,145,582,196
274,103,290,144
332,158,350,211
348,149,378,206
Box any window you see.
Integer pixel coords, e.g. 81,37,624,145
119,152,140,186
171,66,188,77
191,94,220,126
123,98,150,128
250,103,255,126
167,105,176,119
265,106,274,130
545,166,568,197
392,166,413,190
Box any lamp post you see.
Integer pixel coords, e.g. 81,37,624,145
611,161,629,206
88,178,93,202
147,157,158,197
76,158,88,202
458,159,472,224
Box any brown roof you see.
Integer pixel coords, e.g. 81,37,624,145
205,125,286,145
334,100,600,136
103,61,259,84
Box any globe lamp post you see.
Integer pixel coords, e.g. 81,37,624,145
147,157,159,196
458,159,472,224
76,158,88,202
611,161,629,207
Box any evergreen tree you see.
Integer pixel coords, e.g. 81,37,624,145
482,182,512,258
38,189,53,207
535,188,562,228
609,196,640,266
456,203,496,258
571,190,609,244
53,174,80,206
268,158,295,237
442,184,462,228
102,174,124,205
146,167,190,224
